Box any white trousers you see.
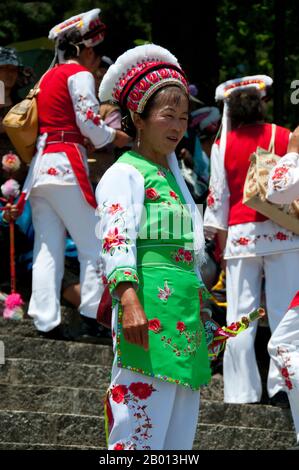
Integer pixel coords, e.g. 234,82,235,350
224,252,299,403
106,362,200,450
28,185,103,332
268,306,299,443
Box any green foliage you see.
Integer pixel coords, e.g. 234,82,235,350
2,0,299,127
217,0,275,81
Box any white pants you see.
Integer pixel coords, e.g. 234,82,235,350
224,252,299,403
268,306,299,443
106,362,200,450
28,185,103,332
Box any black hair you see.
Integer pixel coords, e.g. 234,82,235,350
58,30,104,60
58,31,85,60
122,85,189,139
228,88,266,127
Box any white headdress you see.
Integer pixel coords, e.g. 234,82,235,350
216,75,273,176
48,8,106,64
99,44,188,113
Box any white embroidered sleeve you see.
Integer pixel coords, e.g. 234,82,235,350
95,162,145,297
267,152,299,204
203,142,230,231
68,71,116,149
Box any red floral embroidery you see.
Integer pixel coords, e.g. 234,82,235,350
148,318,162,333
171,248,194,265
114,443,125,450
184,251,193,262
232,231,293,247
238,237,250,246
274,231,288,241
109,382,157,450
281,367,289,378
145,188,160,200
93,115,101,125
47,167,58,176
103,227,126,253
124,270,132,276
129,382,155,400
86,108,94,120
161,323,202,357
277,346,295,390
272,166,289,181
108,203,123,215
176,321,186,332
169,190,179,200
85,108,101,125
111,384,128,404
207,189,215,208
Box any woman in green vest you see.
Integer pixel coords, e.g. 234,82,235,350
96,44,212,450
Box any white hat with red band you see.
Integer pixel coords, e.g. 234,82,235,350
48,8,106,48
99,44,188,114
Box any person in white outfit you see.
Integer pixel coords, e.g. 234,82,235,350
267,127,299,448
24,9,130,337
204,76,299,405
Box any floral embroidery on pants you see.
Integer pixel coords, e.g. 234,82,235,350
110,382,156,450
277,346,295,390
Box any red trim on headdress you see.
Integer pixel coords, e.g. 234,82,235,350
119,61,187,107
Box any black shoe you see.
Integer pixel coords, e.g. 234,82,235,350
38,325,72,341
75,316,112,344
269,391,290,409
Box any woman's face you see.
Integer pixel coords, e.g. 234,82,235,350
0,65,18,89
139,90,189,157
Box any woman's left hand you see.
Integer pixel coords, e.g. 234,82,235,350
3,203,19,222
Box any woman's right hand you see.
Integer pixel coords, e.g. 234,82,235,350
116,282,149,351
288,126,299,153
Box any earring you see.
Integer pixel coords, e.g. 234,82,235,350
137,129,141,148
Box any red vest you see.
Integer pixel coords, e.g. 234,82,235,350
218,123,290,226
38,63,88,135
37,63,97,209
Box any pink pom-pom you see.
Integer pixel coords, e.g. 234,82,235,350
4,293,24,310
3,293,24,320
1,179,20,200
2,152,21,172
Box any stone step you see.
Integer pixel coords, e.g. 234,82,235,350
0,410,104,447
0,410,294,450
195,424,295,450
0,442,101,450
0,358,110,389
0,383,293,431
0,334,113,367
0,314,113,346
0,356,224,400
0,383,107,416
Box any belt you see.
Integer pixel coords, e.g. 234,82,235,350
44,131,85,146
